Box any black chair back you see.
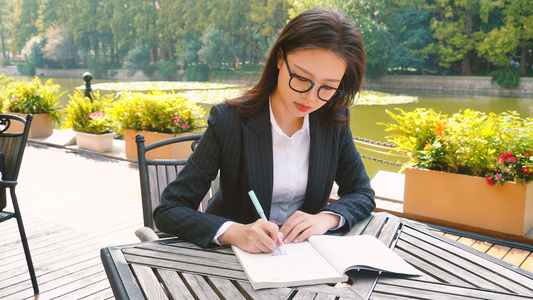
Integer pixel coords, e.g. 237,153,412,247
0,114,32,210
136,133,219,236
0,113,39,295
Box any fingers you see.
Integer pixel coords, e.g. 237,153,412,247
280,211,311,244
280,211,340,244
224,220,281,253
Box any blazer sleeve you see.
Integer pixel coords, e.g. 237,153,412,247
320,114,376,232
154,104,232,247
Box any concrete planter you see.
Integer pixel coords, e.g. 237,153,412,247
404,167,533,236
7,112,54,138
74,131,114,152
124,129,194,160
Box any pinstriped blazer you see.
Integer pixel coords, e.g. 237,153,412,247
154,101,375,248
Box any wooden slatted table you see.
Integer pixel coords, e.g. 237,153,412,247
100,212,533,299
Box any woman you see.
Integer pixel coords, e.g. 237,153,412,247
154,9,375,253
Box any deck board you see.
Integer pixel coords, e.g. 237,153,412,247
1,143,533,299
0,144,143,299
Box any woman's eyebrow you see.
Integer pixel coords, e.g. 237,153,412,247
293,63,342,83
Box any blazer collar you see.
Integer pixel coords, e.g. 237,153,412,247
243,104,333,217
243,103,274,217
301,112,333,212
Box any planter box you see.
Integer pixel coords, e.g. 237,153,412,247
404,167,533,236
124,129,194,160
74,131,114,152
7,112,54,138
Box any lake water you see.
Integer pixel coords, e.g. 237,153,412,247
13,76,533,178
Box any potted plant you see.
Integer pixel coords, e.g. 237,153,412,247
381,108,533,236
61,90,115,152
109,91,206,160
1,76,63,138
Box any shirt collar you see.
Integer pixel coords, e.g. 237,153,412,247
269,97,310,144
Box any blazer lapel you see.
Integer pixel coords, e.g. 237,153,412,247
302,113,333,212
242,103,274,218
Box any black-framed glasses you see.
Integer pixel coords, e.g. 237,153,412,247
284,53,345,102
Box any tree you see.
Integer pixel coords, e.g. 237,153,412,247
430,0,501,75
389,6,436,73
11,0,39,53
35,0,70,33
21,35,45,67
340,0,401,78
131,0,159,63
478,0,533,75
198,25,236,68
42,26,77,68
0,0,13,59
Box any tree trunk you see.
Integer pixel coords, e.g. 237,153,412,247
462,51,473,75
0,32,6,59
520,44,527,75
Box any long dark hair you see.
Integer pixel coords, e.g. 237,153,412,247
227,9,366,127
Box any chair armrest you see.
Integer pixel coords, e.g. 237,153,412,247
0,180,17,187
135,227,159,242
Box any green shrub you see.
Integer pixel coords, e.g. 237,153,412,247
0,58,10,66
17,63,36,76
381,108,533,185
61,90,115,134
109,91,206,135
184,64,211,81
490,67,520,88
158,61,178,79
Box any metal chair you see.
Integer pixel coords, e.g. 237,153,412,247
134,133,219,241
0,114,38,295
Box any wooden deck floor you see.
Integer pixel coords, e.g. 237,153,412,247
1,143,533,299
0,143,143,299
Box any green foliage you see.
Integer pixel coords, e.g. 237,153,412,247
124,44,152,76
198,25,236,68
61,90,114,134
42,26,78,68
10,0,39,53
184,64,211,81
1,76,63,124
0,58,10,66
86,56,110,79
21,36,46,67
16,63,36,76
178,33,202,66
490,67,521,88
381,108,533,185
158,61,178,80
109,91,206,135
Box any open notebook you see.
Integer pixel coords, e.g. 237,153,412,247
232,234,422,290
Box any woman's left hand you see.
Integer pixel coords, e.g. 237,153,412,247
279,211,340,244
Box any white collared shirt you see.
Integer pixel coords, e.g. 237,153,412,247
269,100,310,224
213,99,343,244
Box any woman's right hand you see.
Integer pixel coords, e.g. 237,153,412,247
218,219,283,253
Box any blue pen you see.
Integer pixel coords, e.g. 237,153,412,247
248,190,283,254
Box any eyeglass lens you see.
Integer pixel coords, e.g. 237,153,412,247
289,77,339,101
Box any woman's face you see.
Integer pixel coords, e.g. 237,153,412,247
271,48,346,125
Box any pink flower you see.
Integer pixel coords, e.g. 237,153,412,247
523,167,530,173
508,156,517,163
495,174,502,180
485,176,494,186
173,117,181,123
88,111,105,120
181,124,190,129
526,151,531,156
